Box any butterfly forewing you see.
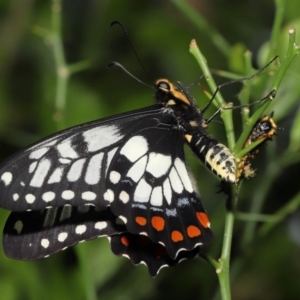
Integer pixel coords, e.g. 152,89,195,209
0,106,166,211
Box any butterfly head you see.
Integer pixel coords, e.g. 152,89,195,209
155,79,205,131
155,79,191,107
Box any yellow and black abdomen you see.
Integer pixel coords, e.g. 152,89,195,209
187,132,236,183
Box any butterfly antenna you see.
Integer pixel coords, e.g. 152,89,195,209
202,56,278,115
111,20,151,83
107,62,152,88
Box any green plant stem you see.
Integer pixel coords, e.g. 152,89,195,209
239,52,253,121
190,40,237,300
234,27,299,154
268,0,285,61
235,212,281,223
189,40,236,149
216,185,237,300
171,0,231,57
50,2,92,131
218,213,234,300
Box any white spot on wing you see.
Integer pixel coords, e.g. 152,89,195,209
29,148,49,159
118,215,127,224
134,178,152,203
126,155,147,182
174,158,193,193
150,186,163,206
25,194,36,204
48,167,64,184
120,136,148,162
14,220,23,234
146,153,172,178
13,193,19,201
61,190,75,200
57,139,79,159
85,152,104,185
109,170,121,184
95,221,107,230
29,159,51,187
29,161,38,173
83,125,122,152
169,167,183,194
41,239,50,248
163,178,172,205
75,225,87,234
67,158,86,182
81,191,96,201
119,191,129,203
1,172,12,186
105,147,118,176
59,158,71,164
58,232,68,242
103,189,114,202
42,191,55,202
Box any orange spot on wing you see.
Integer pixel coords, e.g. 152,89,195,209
135,216,147,226
196,212,210,228
171,230,184,242
187,225,201,237
120,236,130,246
151,216,165,231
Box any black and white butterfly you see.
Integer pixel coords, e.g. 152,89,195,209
0,78,236,276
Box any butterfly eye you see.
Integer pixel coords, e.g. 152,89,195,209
157,81,171,91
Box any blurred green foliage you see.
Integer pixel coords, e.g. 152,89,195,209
0,1,300,300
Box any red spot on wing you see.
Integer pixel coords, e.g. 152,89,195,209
120,235,130,246
187,225,201,237
135,216,147,226
171,230,184,242
151,216,165,231
196,212,210,228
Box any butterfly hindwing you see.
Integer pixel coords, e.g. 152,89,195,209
110,233,200,276
3,206,125,260
3,204,201,276
107,126,213,259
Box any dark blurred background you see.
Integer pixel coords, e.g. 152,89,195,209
0,1,300,299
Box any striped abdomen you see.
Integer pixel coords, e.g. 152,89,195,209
187,132,236,183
